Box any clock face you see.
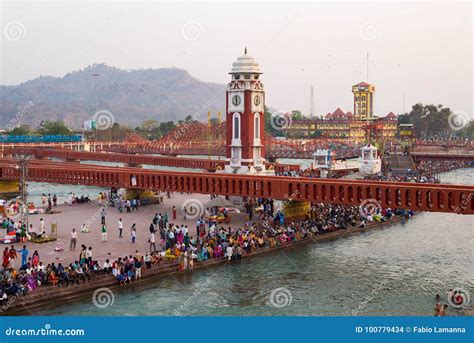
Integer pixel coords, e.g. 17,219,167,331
253,95,261,106
232,95,241,107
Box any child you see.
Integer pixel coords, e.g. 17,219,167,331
131,225,137,243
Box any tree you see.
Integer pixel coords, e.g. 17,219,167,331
39,120,72,135
8,125,33,136
398,103,472,138
310,129,323,138
141,119,159,132
291,110,306,121
184,115,196,123
158,121,176,137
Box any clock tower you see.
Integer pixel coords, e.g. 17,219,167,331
224,49,269,174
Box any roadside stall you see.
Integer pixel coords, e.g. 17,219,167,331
204,197,240,224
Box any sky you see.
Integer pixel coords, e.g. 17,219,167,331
1,1,473,118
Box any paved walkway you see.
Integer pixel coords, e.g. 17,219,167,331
3,193,250,266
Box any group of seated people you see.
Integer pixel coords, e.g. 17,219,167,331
0,202,405,305
159,202,403,266
417,160,468,177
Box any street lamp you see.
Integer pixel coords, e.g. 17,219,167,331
93,73,100,142
12,154,30,230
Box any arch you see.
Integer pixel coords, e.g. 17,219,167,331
348,186,354,202
233,113,241,139
254,113,260,139
437,191,445,210
338,185,345,202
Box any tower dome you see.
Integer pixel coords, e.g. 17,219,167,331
229,48,262,74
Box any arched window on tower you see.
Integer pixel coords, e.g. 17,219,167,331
233,113,240,139
254,113,260,139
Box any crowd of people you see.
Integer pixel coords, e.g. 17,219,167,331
416,160,468,178
1,193,411,305
417,136,472,146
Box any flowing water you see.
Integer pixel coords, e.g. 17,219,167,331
29,167,473,316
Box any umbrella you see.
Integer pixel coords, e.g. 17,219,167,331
204,196,236,208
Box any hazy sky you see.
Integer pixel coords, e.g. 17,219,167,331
1,1,472,117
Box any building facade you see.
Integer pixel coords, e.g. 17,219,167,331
352,81,375,120
283,82,398,143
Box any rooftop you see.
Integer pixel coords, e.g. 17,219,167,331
229,48,262,74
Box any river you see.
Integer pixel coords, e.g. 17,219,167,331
28,167,473,316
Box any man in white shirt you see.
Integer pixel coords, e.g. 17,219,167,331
149,232,156,253
103,259,111,273
226,245,233,261
70,228,77,251
28,224,36,235
86,247,93,265
39,218,45,232
118,218,123,238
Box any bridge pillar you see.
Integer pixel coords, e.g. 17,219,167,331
123,189,160,204
0,180,20,199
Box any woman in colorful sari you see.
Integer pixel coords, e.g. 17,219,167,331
176,253,185,271
198,248,208,262
176,230,184,245
215,244,223,258
206,245,213,258
32,250,40,268
2,248,9,270
27,274,37,291
165,248,177,260
48,270,59,286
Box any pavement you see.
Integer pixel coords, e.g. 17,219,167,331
2,192,250,266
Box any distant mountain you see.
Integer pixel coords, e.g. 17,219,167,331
0,64,226,129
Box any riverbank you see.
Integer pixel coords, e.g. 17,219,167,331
3,214,407,315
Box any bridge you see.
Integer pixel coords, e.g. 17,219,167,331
2,124,473,164
1,147,300,173
102,126,362,160
411,141,474,163
0,158,473,214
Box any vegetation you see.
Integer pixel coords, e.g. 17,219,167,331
38,120,72,136
398,104,473,138
134,120,176,140
6,120,73,136
7,125,33,136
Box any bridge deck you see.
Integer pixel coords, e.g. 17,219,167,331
1,158,472,214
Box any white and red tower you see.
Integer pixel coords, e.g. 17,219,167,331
224,49,269,174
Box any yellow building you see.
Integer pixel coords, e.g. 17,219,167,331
352,82,375,120
283,81,400,143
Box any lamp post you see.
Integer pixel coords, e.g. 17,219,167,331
13,154,29,230
93,73,100,143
